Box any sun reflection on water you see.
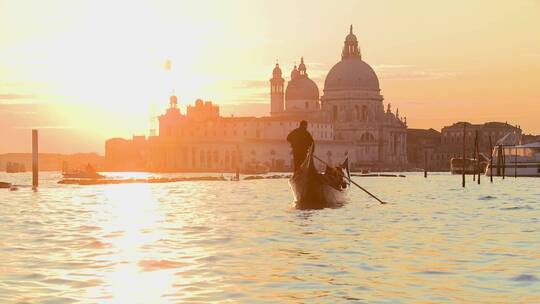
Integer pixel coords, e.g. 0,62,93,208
85,184,176,303
1,173,539,303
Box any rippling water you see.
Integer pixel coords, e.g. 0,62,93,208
0,172,539,303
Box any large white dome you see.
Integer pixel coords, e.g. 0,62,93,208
323,26,380,92
324,57,380,92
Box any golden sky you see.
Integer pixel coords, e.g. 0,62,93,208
1,0,539,153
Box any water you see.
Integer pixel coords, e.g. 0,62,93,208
0,172,539,303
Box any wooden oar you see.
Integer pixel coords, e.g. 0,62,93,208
312,154,388,205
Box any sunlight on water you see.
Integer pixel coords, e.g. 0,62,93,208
0,172,539,303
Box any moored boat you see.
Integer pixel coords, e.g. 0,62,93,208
241,162,269,175
450,157,487,175
62,170,105,179
289,149,350,209
485,138,540,177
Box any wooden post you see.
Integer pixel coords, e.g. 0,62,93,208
497,145,501,176
424,150,428,178
32,129,38,189
462,124,466,188
489,136,493,183
514,146,517,178
476,131,480,184
502,145,505,179
473,132,477,181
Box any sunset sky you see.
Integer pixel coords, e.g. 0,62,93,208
1,0,539,154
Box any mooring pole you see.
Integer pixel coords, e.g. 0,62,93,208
462,124,466,188
497,145,501,177
473,132,477,181
476,131,480,184
502,145,506,179
424,150,428,178
489,136,493,183
514,146,517,178
32,129,38,189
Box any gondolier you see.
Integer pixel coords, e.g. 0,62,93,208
286,120,315,171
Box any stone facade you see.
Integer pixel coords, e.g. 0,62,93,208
105,26,408,172
270,25,408,169
407,122,523,171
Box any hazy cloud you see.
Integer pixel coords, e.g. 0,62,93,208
235,92,268,103
0,93,34,100
0,109,37,115
12,125,74,130
373,64,460,80
235,80,268,89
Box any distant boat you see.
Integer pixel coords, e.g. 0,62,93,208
62,170,105,179
6,162,25,173
289,149,350,209
485,141,540,177
62,164,105,179
450,158,486,175
241,162,269,175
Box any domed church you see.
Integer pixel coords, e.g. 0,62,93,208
270,25,407,168
104,26,407,172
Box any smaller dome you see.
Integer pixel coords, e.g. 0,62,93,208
291,65,300,80
285,77,319,101
345,25,357,42
272,63,282,77
169,95,178,106
345,33,357,42
298,57,306,72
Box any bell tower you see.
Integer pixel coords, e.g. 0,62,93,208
270,62,285,116
342,25,361,59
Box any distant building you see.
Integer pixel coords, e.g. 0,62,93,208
409,122,523,171
406,128,443,170
105,26,408,172
438,121,521,161
0,153,104,172
270,25,408,167
106,98,349,172
521,134,539,144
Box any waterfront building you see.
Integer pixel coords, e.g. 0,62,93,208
106,97,350,172
105,26,408,172
439,121,521,162
406,128,443,170
408,122,523,171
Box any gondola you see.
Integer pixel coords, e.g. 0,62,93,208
289,148,350,209
62,170,105,179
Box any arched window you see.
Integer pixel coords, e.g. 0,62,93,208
361,105,368,121
333,105,338,121
360,132,375,142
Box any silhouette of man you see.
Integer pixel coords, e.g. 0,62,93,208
287,120,315,171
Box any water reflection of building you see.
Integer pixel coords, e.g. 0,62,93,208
105,26,408,172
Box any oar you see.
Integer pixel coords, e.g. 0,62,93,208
312,154,388,205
